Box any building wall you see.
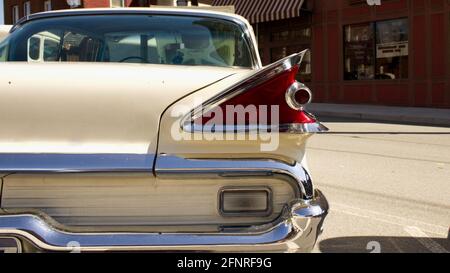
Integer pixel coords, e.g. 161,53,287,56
3,0,198,24
310,0,450,108
4,0,70,24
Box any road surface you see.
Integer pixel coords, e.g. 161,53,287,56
308,117,450,253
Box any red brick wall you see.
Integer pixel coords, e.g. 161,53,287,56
3,0,156,23
83,0,110,8
310,0,450,108
4,0,70,24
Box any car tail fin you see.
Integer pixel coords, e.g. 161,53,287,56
183,50,328,134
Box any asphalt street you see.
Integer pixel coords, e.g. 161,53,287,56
308,117,450,253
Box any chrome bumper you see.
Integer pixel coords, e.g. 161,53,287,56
0,190,328,253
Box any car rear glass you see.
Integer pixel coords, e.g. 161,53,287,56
0,14,253,68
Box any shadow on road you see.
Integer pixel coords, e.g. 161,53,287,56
319,236,450,253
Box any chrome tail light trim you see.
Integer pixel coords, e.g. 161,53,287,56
155,155,314,199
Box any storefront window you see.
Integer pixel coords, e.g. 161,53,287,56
270,46,287,62
270,27,311,42
299,49,311,82
344,23,375,80
375,19,408,79
270,45,311,82
344,18,408,80
110,0,125,7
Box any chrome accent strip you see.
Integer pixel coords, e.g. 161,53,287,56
278,122,329,134
181,51,307,129
0,190,328,252
183,121,329,134
0,154,154,173
155,154,314,199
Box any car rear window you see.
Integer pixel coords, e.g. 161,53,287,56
0,14,254,68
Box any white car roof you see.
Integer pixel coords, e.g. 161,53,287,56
29,7,251,26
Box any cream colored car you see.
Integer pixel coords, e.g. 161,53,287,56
0,8,328,253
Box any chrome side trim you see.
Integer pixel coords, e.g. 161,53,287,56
0,190,328,252
155,155,314,199
278,122,329,134
0,154,154,173
183,121,329,134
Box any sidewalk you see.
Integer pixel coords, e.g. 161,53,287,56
305,103,450,127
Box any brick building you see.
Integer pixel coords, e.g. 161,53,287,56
212,0,450,108
3,1,209,25
2,0,450,108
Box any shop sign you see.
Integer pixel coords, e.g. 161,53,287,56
376,41,408,58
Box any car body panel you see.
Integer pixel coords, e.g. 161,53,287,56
0,62,245,155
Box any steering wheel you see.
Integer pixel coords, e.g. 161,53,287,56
119,56,146,63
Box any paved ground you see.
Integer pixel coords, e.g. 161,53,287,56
308,117,450,253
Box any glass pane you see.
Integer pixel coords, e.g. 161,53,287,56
28,36,41,60
344,23,375,80
270,45,311,81
62,32,102,62
43,38,60,61
375,18,408,79
105,33,158,63
292,27,311,40
270,30,289,42
111,0,124,7
257,33,264,45
298,49,311,82
5,15,253,68
270,46,287,62
270,27,311,43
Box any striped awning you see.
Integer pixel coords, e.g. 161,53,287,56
212,0,305,24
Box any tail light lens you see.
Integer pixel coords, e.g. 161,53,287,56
219,187,272,217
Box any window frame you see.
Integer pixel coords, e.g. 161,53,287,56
343,17,409,81
12,5,20,24
23,1,31,17
44,1,52,12
110,0,126,8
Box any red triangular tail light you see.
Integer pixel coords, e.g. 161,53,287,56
183,50,328,134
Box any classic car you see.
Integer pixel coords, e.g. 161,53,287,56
0,8,328,253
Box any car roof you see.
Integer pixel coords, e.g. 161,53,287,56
18,7,250,27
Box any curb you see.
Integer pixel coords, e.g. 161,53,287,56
306,104,450,127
